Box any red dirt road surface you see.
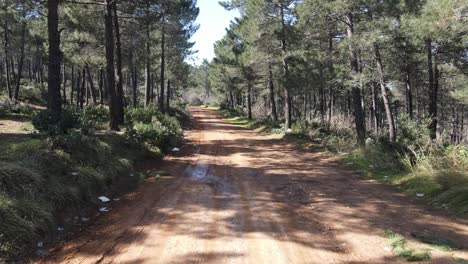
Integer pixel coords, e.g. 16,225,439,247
40,107,468,264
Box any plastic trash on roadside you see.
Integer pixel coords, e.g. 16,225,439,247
416,193,425,198
57,227,64,231
172,147,180,152
99,207,111,212
98,196,111,203
37,241,44,247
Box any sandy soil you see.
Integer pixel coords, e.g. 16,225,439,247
37,107,468,264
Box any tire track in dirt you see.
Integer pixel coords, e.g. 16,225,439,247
38,107,468,264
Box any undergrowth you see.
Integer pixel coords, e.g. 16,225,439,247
0,104,180,261
218,108,468,218
384,230,432,262
0,134,157,260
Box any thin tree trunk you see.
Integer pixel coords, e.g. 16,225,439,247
166,79,171,111
3,2,12,99
159,25,166,113
70,65,74,105
14,6,27,102
247,81,252,120
62,64,67,103
404,49,413,119
145,0,152,108
105,0,119,130
47,0,62,112
374,43,396,142
268,64,278,121
112,0,124,123
85,64,97,104
426,39,437,139
280,5,292,129
98,68,104,105
80,67,85,109
346,13,366,145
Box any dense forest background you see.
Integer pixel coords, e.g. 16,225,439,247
0,0,198,129
190,0,468,146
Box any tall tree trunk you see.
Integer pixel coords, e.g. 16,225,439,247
98,68,104,105
3,2,12,99
85,64,97,104
404,48,413,119
80,67,85,109
15,6,27,102
145,0,152,108
166,79,171,111
76,70,81,108
327,32,334,128
159,25,166,113
280,5,292,129
62,64,67,103
426,39,437,139
247,81,252,120
70,65,75,105
374,44,396,142
346,13,366,145
268,64,278,121
47,0,62,112
112,0,124,123
104,0,119,130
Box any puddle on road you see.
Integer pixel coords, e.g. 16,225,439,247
192,162,209,179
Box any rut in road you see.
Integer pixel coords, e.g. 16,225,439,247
42,107,468,264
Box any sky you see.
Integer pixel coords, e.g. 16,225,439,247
190,0,239,65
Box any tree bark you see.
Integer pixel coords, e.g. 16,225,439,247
145,0,152,108
404,48,413,119
247,81,252,120
426,39,437,139
3,2,12,99
47,0,62,112
268,64,278,121
159,25,166,113
15,5,27,102
104,0,119,130
98,68,104,105
374,43,396,142
70,65,74,105
112,0,124,123
85,64,97,104
166,79,171,111
346,13,366,145
80,66,85,109
280,5,292,129
62,64,67,103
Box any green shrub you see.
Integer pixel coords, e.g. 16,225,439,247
396,114,432,153
32,109,80,135
126,117,182,152
125,108,183,153
125,107,162,124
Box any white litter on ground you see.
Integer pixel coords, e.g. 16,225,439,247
37,241,44,247
57,227,64,232
98,196,111,203
71,172,79,176
81,217,90,222
172,147,180,152
113,198,121,201
99,207,111,212
416,193,425,198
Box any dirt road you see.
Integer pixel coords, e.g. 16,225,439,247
42,107,468,263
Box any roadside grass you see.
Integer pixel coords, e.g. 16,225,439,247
384,230,432,262
215,108,468,218
0,133,158,260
